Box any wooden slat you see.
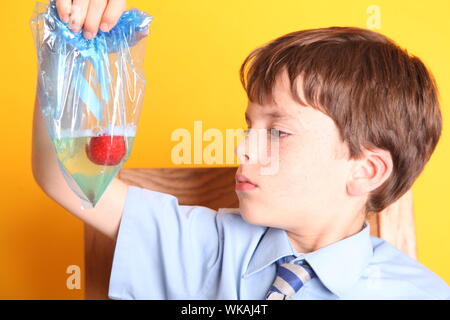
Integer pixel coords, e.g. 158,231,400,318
117,167,239,209
84,167,415,299
368,213,379,238
84,224,116,300
378,189,416,259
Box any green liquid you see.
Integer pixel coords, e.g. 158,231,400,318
53,136,134,207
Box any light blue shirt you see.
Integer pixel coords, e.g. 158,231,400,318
108,186,450,300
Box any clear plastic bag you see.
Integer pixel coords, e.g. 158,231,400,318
30,0,153,208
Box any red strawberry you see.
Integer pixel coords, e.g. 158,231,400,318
86,135,126,166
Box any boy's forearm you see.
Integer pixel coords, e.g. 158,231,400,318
31,94,63,192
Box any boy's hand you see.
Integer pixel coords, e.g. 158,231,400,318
56,0,127,40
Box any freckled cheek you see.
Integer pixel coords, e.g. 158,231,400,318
270,139,292,157
268,143,305,181
274,141,304,168
275,141,323,182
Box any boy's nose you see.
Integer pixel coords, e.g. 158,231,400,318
235,142,250,163
235,131,257,163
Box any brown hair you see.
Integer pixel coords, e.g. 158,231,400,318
239,26,442,216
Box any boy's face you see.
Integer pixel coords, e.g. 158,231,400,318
235,69,360,233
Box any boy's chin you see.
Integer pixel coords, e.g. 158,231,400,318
238,204,271,227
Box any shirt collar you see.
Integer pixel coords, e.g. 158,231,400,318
243,221,373,298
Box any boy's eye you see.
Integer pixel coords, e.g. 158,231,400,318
243,128,289,138
269,128,289,138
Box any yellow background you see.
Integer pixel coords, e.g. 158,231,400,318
0,0,448,299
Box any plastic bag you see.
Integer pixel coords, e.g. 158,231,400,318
30,0,153,209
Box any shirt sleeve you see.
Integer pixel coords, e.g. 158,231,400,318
108,185,223,300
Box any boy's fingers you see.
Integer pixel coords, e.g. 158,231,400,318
83,0,108,39
69,0,90,33
56,0,72,23
100,0,127,32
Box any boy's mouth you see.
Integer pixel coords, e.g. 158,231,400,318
235,174,258,191
235,173,256,184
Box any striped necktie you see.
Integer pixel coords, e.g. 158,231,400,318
265,257,316,300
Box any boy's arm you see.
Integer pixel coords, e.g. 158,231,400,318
32,95,128,241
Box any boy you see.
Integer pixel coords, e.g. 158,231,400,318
33,0,450,299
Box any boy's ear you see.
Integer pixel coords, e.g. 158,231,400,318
346,147,393,197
